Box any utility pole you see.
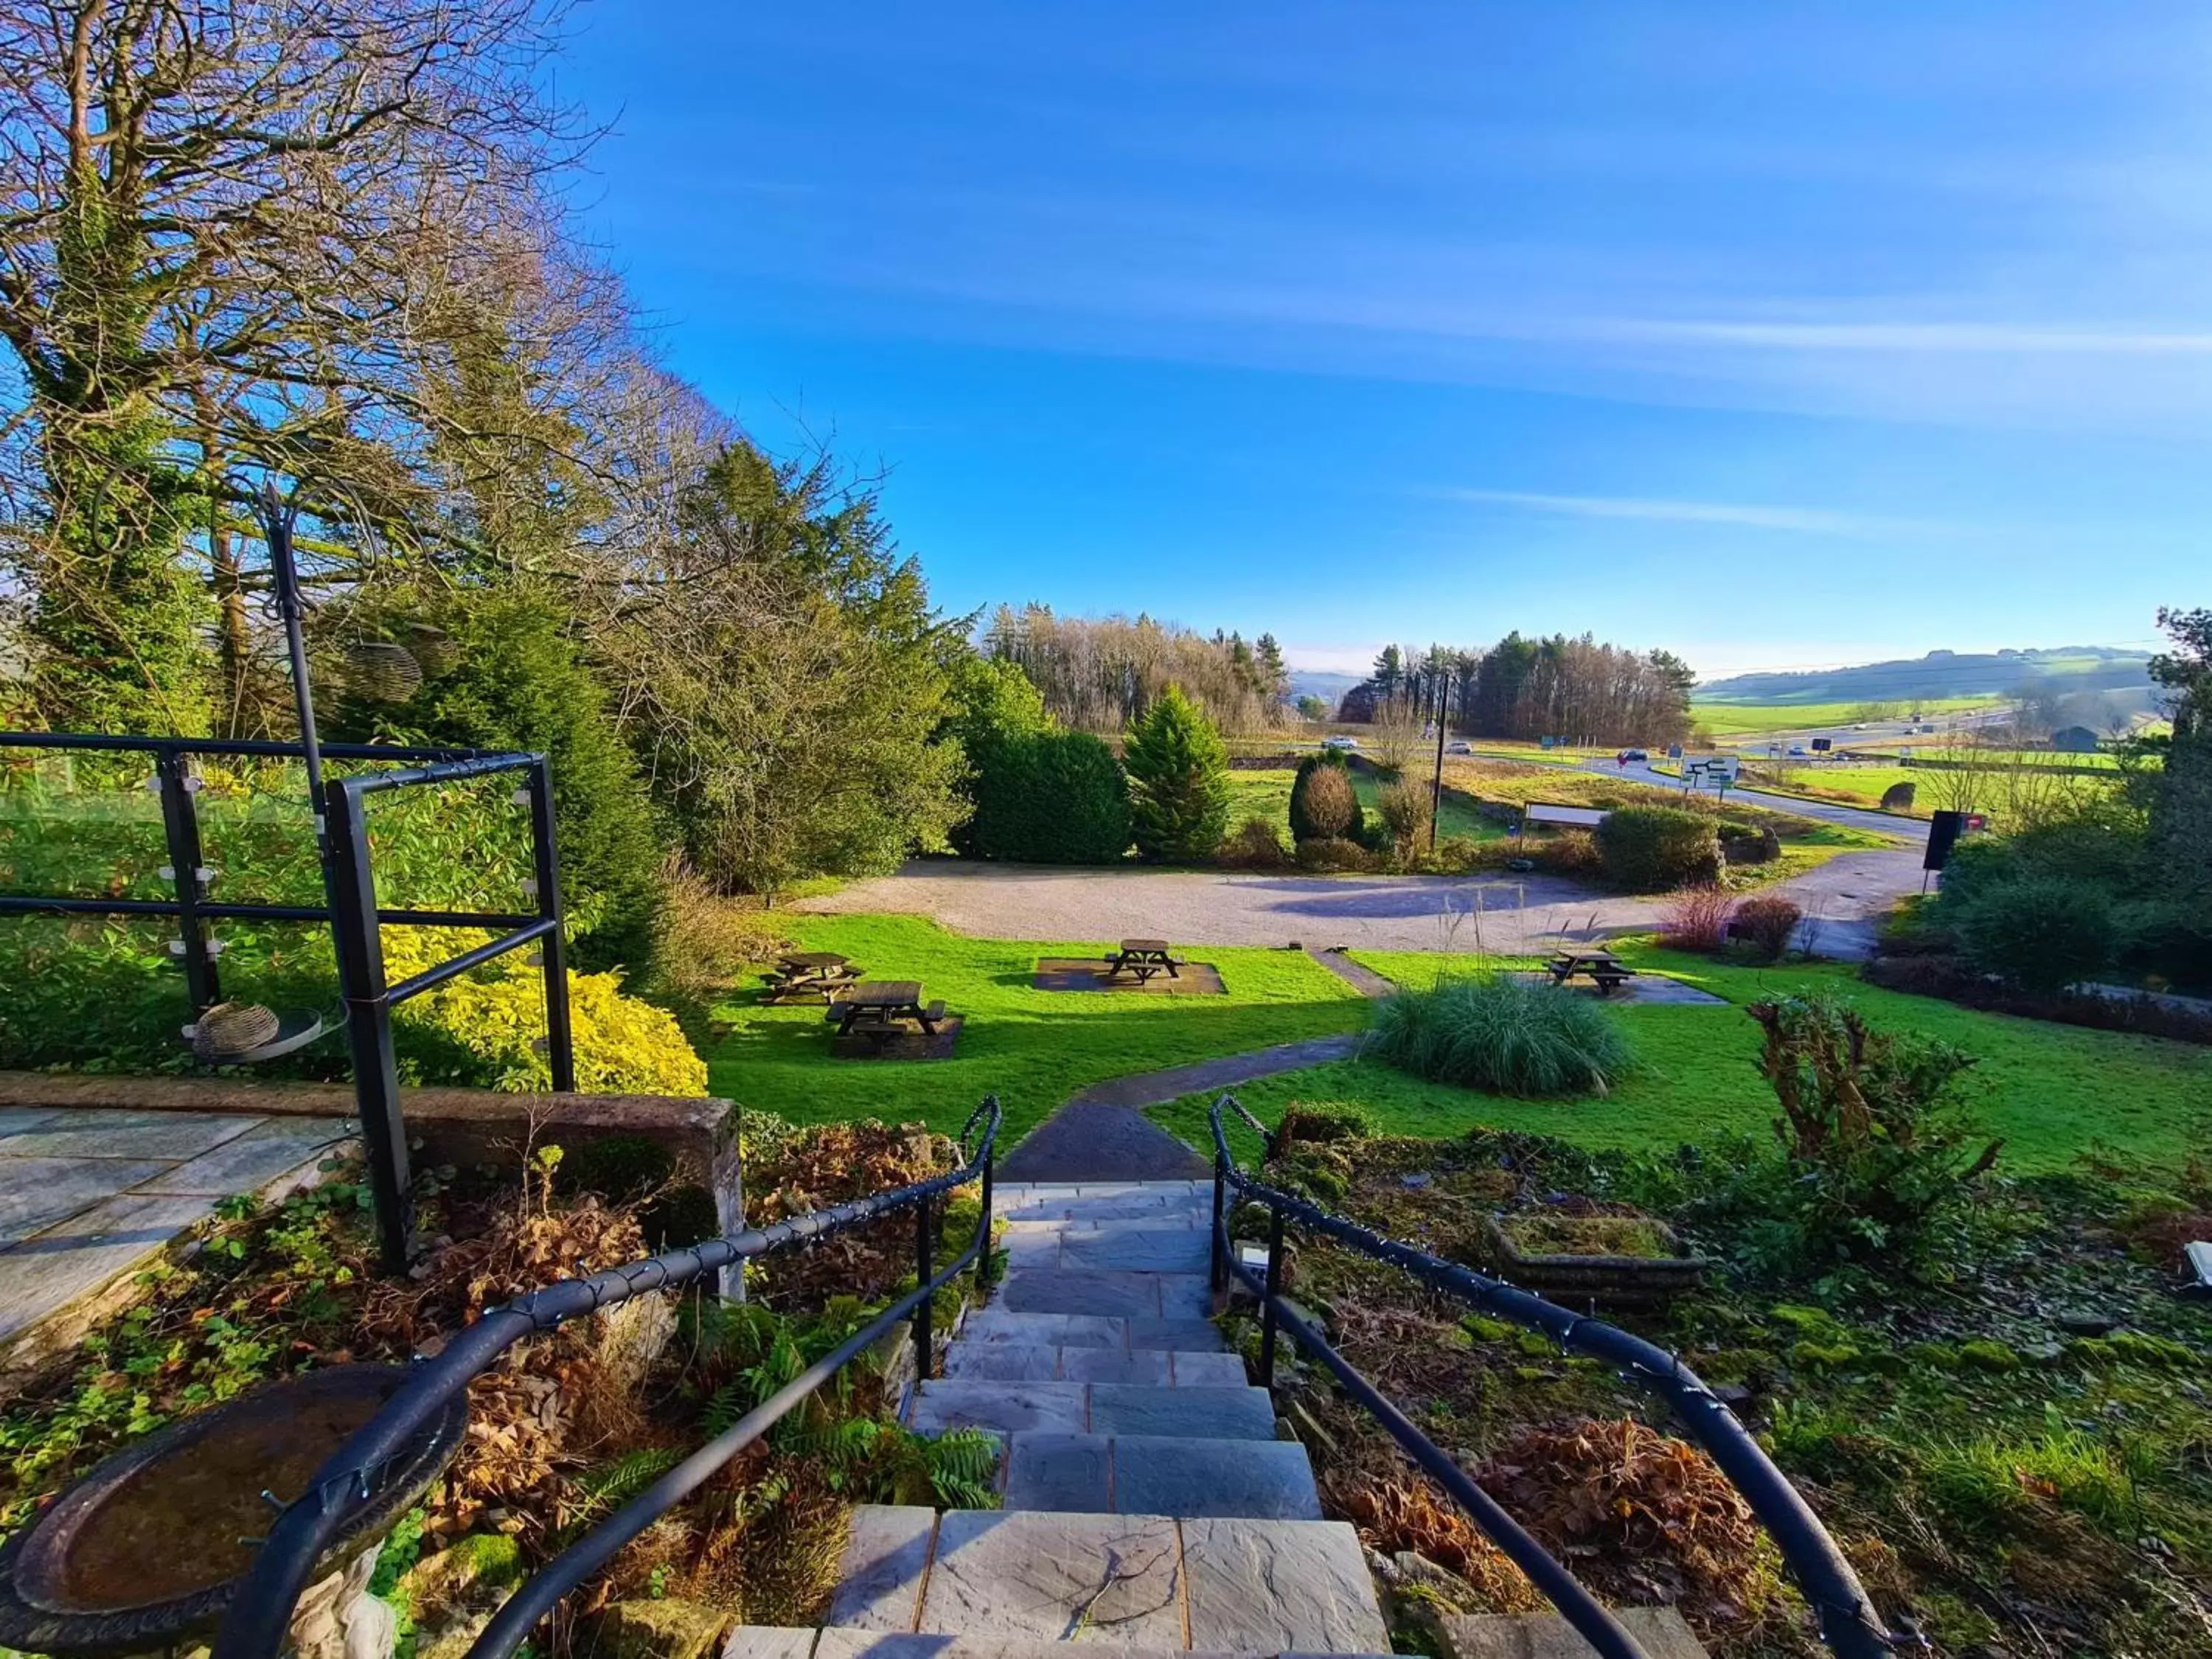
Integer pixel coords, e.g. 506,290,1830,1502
1428,678,1449,852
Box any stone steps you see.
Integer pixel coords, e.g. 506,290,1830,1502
911,1381,1278,1441
1439,1607,1711,1658
997,1269,1215,1319
820,1506,1391,1652
941,1343,1245,1386
956,1308,1224,1352
728,1632,1394,1659
1003,1433,1323,1519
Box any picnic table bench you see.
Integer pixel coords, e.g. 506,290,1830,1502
1545,949,1636,995
1105,939,1182,984
762,951,863,1003
824,980,947,1044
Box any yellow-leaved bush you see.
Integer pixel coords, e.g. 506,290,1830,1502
379,928,706,1096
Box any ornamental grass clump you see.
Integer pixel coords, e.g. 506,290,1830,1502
1365,974,1633,1097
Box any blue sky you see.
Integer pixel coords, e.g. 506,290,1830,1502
558,3,2211,680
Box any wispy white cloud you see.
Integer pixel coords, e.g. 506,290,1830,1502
1428,487,1955,537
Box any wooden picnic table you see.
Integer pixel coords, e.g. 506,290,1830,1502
1545,949,1635,995
762,950,862,1004
1105,939,1182,983
826,980,946,1041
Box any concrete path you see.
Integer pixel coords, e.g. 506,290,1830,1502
803,850,1920,961
0,1107,349,1374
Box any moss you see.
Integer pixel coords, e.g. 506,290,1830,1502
1956,1340,2021,1372
1787,1340,1864,1371
2070,1330,2197,1369
1462,1315,1517,1344
1498,1214,1676,1259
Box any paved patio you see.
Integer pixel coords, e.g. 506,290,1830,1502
0,1107,350,1369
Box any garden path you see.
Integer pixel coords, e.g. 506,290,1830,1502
0,1106,347,1374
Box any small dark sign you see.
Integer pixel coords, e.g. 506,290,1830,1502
1810,737,1832,752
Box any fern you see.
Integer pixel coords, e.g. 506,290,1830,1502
563,1447,683,1537
923,1428,1002,1509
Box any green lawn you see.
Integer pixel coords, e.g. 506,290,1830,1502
1147,941,2212,1175
1220,768,1500,842
703,914,1368,1143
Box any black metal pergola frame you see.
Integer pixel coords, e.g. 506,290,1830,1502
0,731,575,1271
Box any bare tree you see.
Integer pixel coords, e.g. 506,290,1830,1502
0,0,591,728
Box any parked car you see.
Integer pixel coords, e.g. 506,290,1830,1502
1446,740,1472,754
1622,748,1649,761
1322,735,1360,751
1788,745,1809,757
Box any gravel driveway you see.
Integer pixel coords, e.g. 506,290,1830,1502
799,849,1921,959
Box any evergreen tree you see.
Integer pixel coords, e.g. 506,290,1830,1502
1123,684,1231,862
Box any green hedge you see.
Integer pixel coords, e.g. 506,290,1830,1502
1596,805,1722,891
962,729,1132,863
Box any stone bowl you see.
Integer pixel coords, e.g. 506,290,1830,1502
0,1364,467,1658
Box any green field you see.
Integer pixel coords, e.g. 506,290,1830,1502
703,914,1366,1143
1148,941,2212,1175
1689,697,2003,736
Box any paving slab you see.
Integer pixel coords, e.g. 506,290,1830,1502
723,1630,821,1659
0,1192,219,1346
1087,1384,1276,1441
1180,1517,1389,1654
944,1343,1066,1382
0,1108,62,1138
1439,1607,1711,1658
998,1432,1113,1512
1112,1440,1322,1521
920,1510,1185,1645
999,1270,1165,1318
1056,1348,1172,1385
909,1380,1089,1437
1167,1352,1248,1387
813,1636,1242,1659
135,1118,347,1195
0,1155,172,1248
958,1310,1128,1349
1127,1318,1226,1352
827,1505,937,1630
1058,1228,1210,1274
0,1107,259,1161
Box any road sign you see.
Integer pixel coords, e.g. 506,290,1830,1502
1680,754,1740,793
1667,745,1683,759
1810,737,1832,753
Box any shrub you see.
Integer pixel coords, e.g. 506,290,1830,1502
1293,835,1375,873
1596,806,1721,891
645,859,791,1015
960,730,1131,863
1730,896,1802,962
1651,991,1997,1289
1366,974,1634,1097
1658,885,1734,953
1955,876,2118,994
1376,776,1433,855
1289,751,1363,843
1275,1102,1374,1146
1123,685,1232,862
1532,829,1602,876
1717,823,1781,865
1880,780,1917,811
327,591,668,973
383,928,706,1095
1217,815,1291,869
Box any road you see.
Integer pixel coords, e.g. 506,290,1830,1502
800,845,1921,961
1580,757,1922,844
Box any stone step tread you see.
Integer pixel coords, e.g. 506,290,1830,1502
998,1269,1213,1319
1002,1228,1212,1275
942,1343,1246,1387
827,1508,1388,1654
1003,1433,1323,1520
959,1310,1225,1352
1440,1608,1710,1658
909,1382,1277,1441
724,1631,1396,1659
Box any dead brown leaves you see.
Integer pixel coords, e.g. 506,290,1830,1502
1478,1417,1784,1632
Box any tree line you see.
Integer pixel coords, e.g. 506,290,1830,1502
981,605,1289,734
1337,635,1697,747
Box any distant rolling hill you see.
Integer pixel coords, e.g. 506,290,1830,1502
1697,647,2154,708
1286,669,1363,708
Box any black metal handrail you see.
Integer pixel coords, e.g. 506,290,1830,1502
1209,1094,1906,1659
214,1096,1003,1659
